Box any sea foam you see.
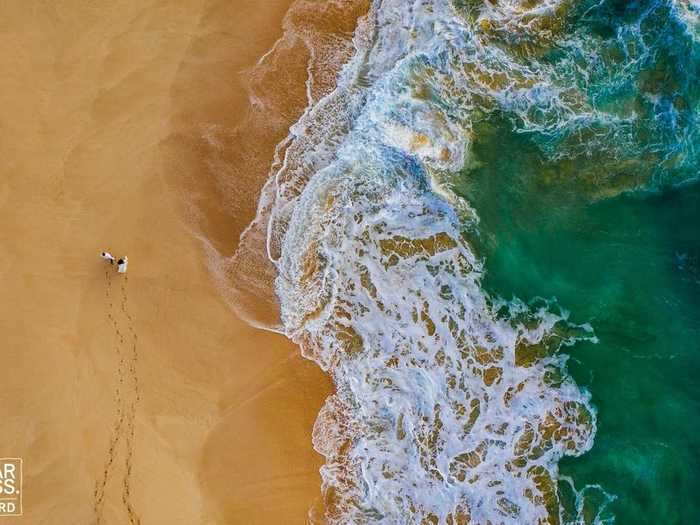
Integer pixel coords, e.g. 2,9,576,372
242,0,632,522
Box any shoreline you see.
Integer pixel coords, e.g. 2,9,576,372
0,1,337,523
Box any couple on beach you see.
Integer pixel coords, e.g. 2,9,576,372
100,252,128,273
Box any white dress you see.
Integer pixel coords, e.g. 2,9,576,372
117,257,128,273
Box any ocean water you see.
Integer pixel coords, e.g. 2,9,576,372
459,116,700,524
235,0,700,522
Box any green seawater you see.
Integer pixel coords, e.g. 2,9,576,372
451,1,699,522
458,117,700,523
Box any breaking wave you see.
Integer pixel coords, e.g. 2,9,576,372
229,0,699,522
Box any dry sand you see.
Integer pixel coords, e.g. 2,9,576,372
0,1,341,523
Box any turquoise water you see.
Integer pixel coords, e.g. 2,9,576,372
457,0,700,517
254,0,700,521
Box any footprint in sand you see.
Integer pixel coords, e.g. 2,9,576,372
93,270,141,525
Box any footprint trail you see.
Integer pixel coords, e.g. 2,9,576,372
93,269,141,525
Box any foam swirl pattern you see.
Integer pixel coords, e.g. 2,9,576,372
242,0,700,522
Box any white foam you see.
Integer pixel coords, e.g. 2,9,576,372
673,0,700,41
236,0,622,522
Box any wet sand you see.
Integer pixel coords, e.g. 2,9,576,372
0,1,335,523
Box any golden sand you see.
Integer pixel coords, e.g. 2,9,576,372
0,0,355,523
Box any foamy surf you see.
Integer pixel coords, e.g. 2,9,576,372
227,0,697,522
673,0,700,40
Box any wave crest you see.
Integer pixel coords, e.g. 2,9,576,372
236,0,669,522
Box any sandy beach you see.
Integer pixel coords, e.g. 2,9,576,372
0,1,342,523
2,1,697,524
